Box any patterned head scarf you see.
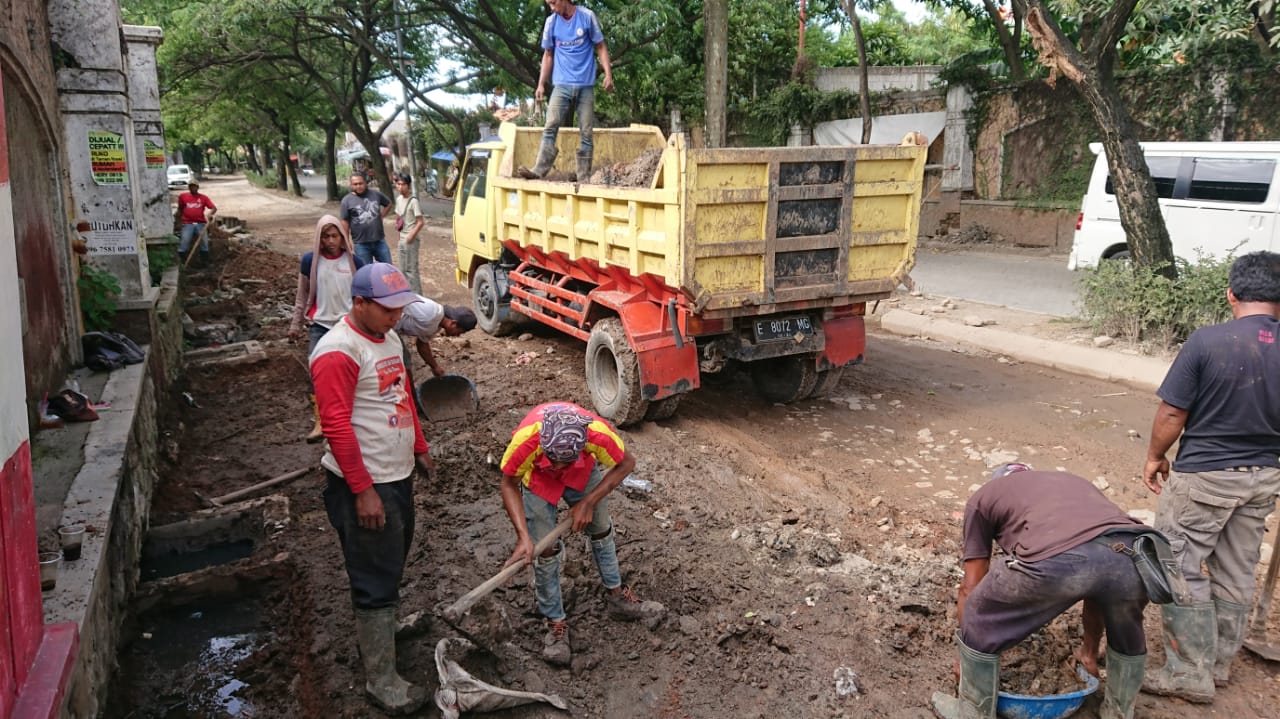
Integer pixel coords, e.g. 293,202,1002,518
539,404,593,464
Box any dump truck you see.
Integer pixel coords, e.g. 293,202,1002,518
452,122,925,425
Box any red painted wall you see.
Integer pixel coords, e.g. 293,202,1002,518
4,84,73,424
0,443,38,716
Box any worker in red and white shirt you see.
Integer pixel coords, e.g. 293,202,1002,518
174,180,216,266
310,262,432,715
499,402,663,667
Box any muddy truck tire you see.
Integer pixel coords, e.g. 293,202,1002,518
749,354,819,403
471,264,519,337
585,317,649,426
807,367,845,398
643,394,682,422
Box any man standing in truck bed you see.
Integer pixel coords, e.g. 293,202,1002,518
516,0,613,183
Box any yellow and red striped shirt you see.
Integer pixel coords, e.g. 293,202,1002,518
500,402,625,504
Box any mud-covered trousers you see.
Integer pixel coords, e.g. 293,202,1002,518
961,535,1148,655
323,470,415,610
1155,467,1280,605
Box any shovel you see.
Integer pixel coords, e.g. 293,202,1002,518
433,637,568,718
416,374,480,421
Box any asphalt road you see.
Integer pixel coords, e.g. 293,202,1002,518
910,248,1080,317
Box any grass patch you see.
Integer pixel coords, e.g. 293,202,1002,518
1077,253,1232,350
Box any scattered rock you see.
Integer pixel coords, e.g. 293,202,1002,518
678,615,701,636
518,332,534,341
1093,477,1110,491
869,496,883,508
1093,335,1115,348
916,429,933,444
963,316,994,327
1129,509,1156,526
929,305,948,313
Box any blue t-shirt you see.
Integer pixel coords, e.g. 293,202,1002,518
1158,313,1280,472
542,7,604,87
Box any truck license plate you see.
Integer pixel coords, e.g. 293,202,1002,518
754,315,814,343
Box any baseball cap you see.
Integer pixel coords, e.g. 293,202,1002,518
351,263,421,308
188,179,200,186
990,462,1033,480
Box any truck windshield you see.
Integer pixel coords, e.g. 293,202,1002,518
460,152,489,212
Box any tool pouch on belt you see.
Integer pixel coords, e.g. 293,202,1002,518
1093,531,1191,606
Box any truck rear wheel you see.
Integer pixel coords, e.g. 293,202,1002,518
644,394,683,421
807,367,845,398
749,355,818,403
585,318,649,426
471,264,518,336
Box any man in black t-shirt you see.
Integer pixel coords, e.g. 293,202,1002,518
1142,251,1280,704
931,464,1149,719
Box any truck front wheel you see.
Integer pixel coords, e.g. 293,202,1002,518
749,355,818,403
471,264,518,336
585,318,650,426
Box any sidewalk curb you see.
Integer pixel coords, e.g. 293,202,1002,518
876,309,1170,392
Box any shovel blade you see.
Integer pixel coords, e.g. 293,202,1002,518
416,374,479,421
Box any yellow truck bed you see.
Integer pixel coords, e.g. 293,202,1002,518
457,123,924,318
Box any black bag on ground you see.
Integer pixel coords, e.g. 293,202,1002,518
83,331,144,371
1094,530,1190,605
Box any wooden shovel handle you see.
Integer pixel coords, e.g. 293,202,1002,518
443,519,573,620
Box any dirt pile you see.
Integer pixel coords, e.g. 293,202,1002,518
589,148,663,187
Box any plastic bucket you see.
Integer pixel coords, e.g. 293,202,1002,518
996,665,1099,719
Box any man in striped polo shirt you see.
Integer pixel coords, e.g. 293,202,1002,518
499,402,659,666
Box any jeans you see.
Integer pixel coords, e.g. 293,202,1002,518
961,537,1148,656
178,222,208,255
322,470,415,610
1155,467,1280,604
523,464,620,621
307,323,330,359
542,84,596,158
353,240,391,265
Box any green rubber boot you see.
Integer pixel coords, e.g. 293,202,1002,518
1141,601,1216,704
931,636,998,719
354,607,426,715
1099,648,1145,719
1213,598,1250,687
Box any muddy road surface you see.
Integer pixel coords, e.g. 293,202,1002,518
124,177,1280,719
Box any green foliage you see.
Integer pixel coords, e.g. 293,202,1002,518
741,83,861,146
1077,253,1233,349
245,171,278,190
147,242,176,286
77,264,121,333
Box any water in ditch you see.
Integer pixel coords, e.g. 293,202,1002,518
107,600,268,718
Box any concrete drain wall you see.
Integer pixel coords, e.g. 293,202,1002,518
105,496,324,718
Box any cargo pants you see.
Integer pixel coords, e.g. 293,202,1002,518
1155,467,1280,605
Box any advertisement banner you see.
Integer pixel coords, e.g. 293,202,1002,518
88,130,128,185
85,219,139,255
144,140,165,170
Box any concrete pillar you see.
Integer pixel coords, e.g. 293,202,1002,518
943,84,974,193
50,0,156,309
787,123,812,147
122,25,168,245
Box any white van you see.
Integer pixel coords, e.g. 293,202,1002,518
1068,141,1280,270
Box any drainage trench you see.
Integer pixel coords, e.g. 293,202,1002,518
105,498,322,718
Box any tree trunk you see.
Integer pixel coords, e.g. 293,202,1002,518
245,143,262,174
982,0,1027,81
703,0,727,148
844,1,873,144
322,119,341,202
1024,3,1176,278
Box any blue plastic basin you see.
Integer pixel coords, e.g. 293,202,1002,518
996,665,1099,719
